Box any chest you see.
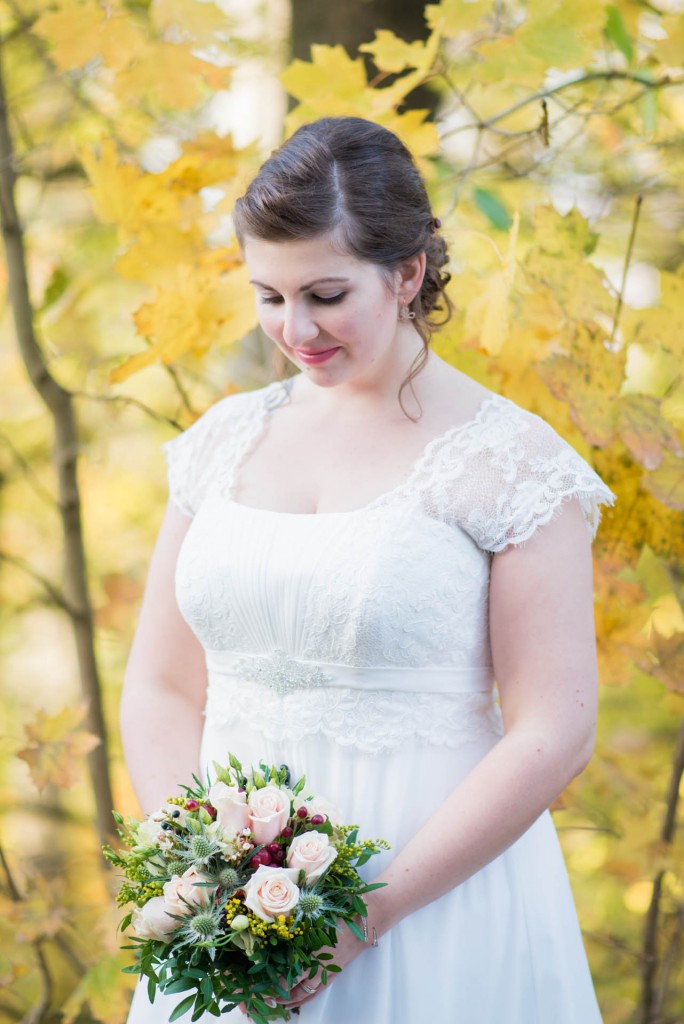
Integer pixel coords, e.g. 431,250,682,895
232,408,449,515
175,498,493,667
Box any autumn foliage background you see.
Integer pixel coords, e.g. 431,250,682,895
1,1,683,1022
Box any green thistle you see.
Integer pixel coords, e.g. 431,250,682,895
190,835,212,861
218,866,241,890
187,911,219,941
298,892,324,917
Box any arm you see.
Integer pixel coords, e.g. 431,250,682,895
368,496,598,933
120,501,208,815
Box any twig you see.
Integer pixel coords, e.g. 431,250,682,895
0,434,58,507
71,389,184,431
439,70,681,141
0,550,75,615
610,195,643,346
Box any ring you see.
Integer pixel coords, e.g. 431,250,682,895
300,983,316,995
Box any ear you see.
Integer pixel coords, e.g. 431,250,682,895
395,252,426,304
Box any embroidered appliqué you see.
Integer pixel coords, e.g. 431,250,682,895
233,650,333,695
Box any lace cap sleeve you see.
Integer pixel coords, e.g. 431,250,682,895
161,389,267,517
451,399,616,554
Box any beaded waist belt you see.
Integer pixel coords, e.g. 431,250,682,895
204,648,495,697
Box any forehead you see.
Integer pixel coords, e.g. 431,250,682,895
242,234,375,288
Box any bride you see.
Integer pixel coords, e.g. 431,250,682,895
120,115,614,1022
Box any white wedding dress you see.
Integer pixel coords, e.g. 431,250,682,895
127,379,615,1024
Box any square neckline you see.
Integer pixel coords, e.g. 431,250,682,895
223,381,505,518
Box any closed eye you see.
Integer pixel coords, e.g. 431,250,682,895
258,293,346,306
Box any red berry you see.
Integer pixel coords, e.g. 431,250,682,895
281,826,294,838
297,806,308,819
258,850,272,865
185,800,199,810
235,889,245,900
272,849,285,864
310,814,325,826
267,842,280,854
202,803,217,818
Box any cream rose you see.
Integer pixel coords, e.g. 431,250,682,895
243,865,300,922
131,896,180,942
285,831,337,883
248,785,290,845
208,782,250,833
135,817,164,847
162,867,213,916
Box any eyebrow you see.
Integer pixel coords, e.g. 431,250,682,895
249,276,350,291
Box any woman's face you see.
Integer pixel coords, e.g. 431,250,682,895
242,233,420,391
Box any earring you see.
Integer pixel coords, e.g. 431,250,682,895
398,300,416,322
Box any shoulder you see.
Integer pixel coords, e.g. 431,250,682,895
161,381,288,517
424,390,616,553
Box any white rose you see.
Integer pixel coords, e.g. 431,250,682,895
293,795,343,826
135,817,164,847
285,832,337,884
209,782,250,833
243,865,300,922
247,786,290,845
162,867,214,916
131,896,180,942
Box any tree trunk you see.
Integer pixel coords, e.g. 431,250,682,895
0,36,114,846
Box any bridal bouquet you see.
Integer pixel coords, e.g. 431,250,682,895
104,755,389,1023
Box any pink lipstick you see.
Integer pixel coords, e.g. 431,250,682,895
295,347,340,365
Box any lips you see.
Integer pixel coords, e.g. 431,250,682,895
294,346,340,365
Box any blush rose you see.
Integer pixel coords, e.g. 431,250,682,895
162,866,213,916
243,865,300,922
285,831,337,883
247,785,290,845
208,782,250,833
131,896,180,942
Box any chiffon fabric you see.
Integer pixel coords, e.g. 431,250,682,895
126,380,614,1024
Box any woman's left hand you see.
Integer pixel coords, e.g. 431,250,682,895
280,916,370,1011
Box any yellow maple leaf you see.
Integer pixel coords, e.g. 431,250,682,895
114,42,210,109
111,261,257,382
33,0,146,72
425,0,493,38
463,211,519,355
33,0,107,71
282,45,374,123
17,705,100,793
359,28,440,76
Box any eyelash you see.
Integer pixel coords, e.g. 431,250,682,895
259,293,346,306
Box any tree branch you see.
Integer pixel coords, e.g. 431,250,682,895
0,550,75,615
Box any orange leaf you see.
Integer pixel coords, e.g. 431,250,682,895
17,705,100,792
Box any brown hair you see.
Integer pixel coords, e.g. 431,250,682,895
234,116,453,418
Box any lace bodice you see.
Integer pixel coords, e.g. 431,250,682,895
163,381,615,752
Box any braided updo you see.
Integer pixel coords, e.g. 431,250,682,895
234,116,453,417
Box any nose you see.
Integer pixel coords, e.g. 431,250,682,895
281,301,319,348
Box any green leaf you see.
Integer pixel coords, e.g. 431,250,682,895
292,774,306,796
605,5,634,64
346,919,366,943
169,994,196,1021
473,187,512,231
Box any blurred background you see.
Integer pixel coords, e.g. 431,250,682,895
1,1,683,1021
